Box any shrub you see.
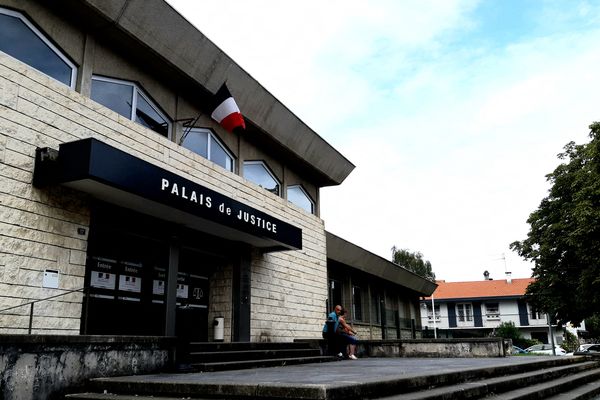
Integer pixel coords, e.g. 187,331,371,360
494,322,521,341
492,321,541,349
562,329,579,352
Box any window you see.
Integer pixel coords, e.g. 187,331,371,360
529,304,544,320
328,279,342,313
0,8,76,87
181,128,234,172
243,161,280,195
426,304,441,322
287,185,314,214
485,302,500,320
371,291,382,324
456,303,473,322
352,285,363,321
91,76,171,137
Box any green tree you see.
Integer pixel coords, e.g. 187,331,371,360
583,315,600,341
511,122,600,325
391,246,435,281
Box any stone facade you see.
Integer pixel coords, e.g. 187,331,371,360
0,53,328,341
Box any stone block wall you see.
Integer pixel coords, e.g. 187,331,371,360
0,335,175,400
251,222,327,342
207,262,233,341
354,324,372,340
0,55,91,334
0,53,328,340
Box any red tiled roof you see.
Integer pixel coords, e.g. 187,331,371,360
426,278,534,300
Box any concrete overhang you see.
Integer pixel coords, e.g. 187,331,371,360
60,0,355,187
326,232,437,296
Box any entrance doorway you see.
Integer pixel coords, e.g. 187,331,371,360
175,248,211,342
82,203,226,341
83,229,168,336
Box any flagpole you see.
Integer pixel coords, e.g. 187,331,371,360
179,81,244,145
178,114,202,145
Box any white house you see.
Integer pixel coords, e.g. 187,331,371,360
421,274,563,345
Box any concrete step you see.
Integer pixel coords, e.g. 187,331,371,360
66,394,212,400
334,357,588,399
189,347,321,363
187,341,314,352
181,341,324,371
483,367,600,399
377,361,600,399
191,354,338,372
545,379,600,400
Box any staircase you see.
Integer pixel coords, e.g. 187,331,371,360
183,341,336,372
65,356,600,400
376,357,600,400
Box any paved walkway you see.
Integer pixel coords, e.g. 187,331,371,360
101,356,558,388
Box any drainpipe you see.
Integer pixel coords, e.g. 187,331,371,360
432,296,437,339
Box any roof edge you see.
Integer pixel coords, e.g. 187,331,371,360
326,231,437,296
78,0,355,186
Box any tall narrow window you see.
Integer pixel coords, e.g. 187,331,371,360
91,76,171,138
181,128,234,172
371,291,382,324
328,279,342,313
287,185,315,214
529,304,544,320
0,7,77,87
243,161,280,195
456,303,473,322
352,285,363,321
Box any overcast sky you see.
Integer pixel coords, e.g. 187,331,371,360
167,0,600,282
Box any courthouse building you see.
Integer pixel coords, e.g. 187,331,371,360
0,0,435,343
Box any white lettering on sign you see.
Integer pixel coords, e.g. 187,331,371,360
161,178,212,208
123,266,139,274
236,210,277,233
161,178,279,234
96,262,113,270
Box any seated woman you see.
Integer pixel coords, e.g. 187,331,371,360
338,307,359,360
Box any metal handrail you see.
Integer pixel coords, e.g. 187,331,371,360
0,287,86,334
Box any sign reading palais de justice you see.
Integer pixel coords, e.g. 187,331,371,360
160,178,278,234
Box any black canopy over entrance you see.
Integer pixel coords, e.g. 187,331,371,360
33,138,302,252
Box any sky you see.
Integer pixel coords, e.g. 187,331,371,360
167,0,600,282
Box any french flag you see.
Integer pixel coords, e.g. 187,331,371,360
210,83,246,133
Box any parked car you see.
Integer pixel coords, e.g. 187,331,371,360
577,344,598,352
512,346,526,354
524,344,567,356
575,344,600,354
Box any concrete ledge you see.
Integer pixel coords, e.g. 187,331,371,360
0,335,177,400
297,337,511,358
0,334,174,345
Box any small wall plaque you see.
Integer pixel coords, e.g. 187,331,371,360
43,269,59,288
